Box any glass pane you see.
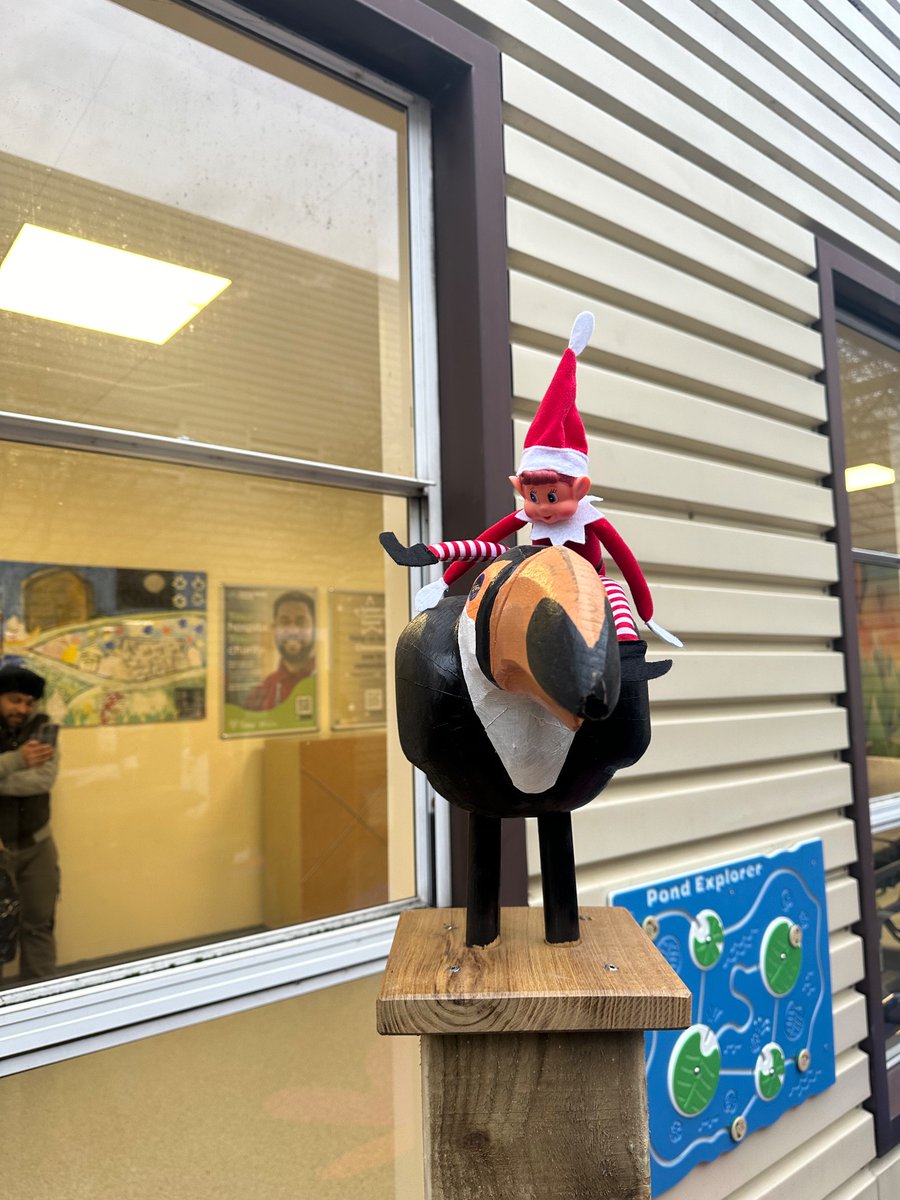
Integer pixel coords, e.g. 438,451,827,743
839,322,900,555
874,820,900,1066
0,974,424,1200
0,0,414,475
0,440,415,987
856,562,900,799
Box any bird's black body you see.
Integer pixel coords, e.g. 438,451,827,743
391,544,671,946
396,595,656,819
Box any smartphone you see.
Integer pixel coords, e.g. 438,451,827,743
35,723,59,747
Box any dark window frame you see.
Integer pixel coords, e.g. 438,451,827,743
818,237,900,1154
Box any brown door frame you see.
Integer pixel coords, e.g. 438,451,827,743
817,236,900,1154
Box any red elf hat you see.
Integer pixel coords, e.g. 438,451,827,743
518,311,594,477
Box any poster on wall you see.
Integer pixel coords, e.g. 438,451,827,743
609,840,836,1196
329,590,386,730
0,560,207,726
222,585,318,737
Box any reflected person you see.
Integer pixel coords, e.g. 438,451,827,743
243,591,316,711
0,663,60,981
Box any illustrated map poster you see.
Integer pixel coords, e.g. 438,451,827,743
0,560,206,726
610,840,836,1196
223,585,317,737
329,590,386,730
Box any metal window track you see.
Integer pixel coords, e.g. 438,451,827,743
0,411,432,497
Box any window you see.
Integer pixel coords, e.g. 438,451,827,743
820,240,900,1152
0,0,508,1067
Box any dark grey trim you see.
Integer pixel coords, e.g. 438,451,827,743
817,236,900,1155
0,412,431,497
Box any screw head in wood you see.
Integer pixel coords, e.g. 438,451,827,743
603,963,618,971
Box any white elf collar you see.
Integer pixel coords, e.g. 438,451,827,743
520,496,604,546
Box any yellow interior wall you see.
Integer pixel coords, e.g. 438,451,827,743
0,440,414,967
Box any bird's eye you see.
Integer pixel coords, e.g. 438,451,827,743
548,491,557,503
469,573,485,601
529,491,538,503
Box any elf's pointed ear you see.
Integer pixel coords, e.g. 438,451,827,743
573,475,591,501
509,474,524,495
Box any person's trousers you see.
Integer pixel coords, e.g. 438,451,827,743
1,832,60,981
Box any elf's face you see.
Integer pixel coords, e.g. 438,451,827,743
511,474,590,524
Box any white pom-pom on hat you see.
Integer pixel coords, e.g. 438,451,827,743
567,311,594,356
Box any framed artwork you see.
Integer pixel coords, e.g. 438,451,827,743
222,585,318,737
329,590,386,730
0,561,207,726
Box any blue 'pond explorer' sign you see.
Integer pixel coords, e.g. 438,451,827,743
610,840,835,1196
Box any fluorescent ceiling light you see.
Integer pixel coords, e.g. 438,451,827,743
0,223,231,344
846,463,896,492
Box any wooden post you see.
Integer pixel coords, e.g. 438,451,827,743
377,906,690,1200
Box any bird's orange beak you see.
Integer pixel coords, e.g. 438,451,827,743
464,546,620,730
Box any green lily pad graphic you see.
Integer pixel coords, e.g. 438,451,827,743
689,909,725,970
760,918,801,996
668,1025,721,1117
754,1043,786,1101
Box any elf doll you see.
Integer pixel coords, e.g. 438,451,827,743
380,312,681,648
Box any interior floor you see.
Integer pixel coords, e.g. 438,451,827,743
0,972,424,1200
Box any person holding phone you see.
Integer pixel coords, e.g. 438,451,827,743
0,662,60,981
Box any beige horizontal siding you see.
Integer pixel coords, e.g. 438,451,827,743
824,1172,878,1200
514,345,830,475
833,991,869,1056
419,0,885,1193
622,0,900,174
504,127,820,319
566,761,851,862
581,0,900,203
604,508,837,581
511,272,826,420
514,419,833,527
647,584,841,639
502,56,816,268
507,198,824,370
756,0,900,119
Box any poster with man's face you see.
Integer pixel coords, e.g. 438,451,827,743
222,585,317,737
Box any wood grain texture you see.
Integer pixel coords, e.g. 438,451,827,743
376,906,691,1035
422,1029,650,1199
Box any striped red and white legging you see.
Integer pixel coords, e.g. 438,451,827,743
428,539,507,563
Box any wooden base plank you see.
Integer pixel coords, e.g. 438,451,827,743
377,905,691,1035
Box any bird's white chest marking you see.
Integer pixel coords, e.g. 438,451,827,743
458,612,575,794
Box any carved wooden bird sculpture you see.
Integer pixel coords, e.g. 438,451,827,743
391,542,671,946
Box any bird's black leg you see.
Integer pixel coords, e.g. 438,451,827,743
538,812,580,943
466,812,502,946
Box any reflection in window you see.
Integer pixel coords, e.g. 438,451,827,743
0,442,415,986
0,0,414,475
0,0,424,989
840,319,900,1089
873,819,900,1067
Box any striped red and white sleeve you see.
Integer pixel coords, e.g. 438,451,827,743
439,511,524,587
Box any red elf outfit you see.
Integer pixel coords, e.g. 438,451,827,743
381,313,680,646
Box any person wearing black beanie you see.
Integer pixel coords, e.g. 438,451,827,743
0,662,60,980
